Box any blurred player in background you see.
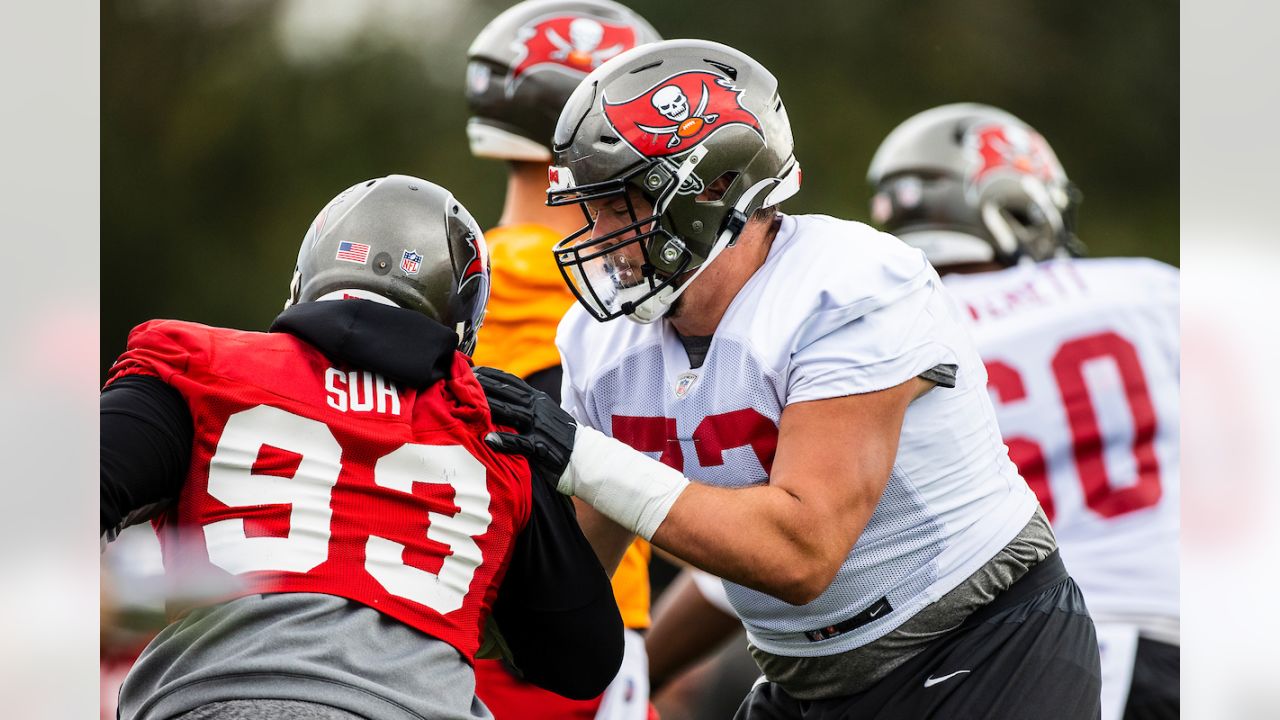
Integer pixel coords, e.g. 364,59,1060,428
645,568,757,719
463,2,662,718
100,175,623,720
867,103,1179,720
478,40,1101,718
465,0,660,395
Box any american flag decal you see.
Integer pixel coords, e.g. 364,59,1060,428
335,241,370,264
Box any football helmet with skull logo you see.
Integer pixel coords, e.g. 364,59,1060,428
547,39,802,323
867,103,1084,267
465,0,661,162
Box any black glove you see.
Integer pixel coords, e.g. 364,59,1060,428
474,366,578,486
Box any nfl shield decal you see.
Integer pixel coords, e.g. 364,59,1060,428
603,71,762,158
400,250,422,275
673,372,698,399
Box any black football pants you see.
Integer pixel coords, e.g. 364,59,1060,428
734,551,1102,720
1122,636,1179,720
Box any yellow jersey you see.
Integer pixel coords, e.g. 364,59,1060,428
474,222,652,629
472,224,573,378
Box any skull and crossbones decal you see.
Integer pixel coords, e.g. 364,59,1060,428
602,70,763,159
965,123,1060,193
637,82,721,149
544,18,626,69
507,15,638,92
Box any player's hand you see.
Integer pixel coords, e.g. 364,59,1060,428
475,366,578,493
477,366,690,541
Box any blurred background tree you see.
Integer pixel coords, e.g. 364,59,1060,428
102,0,1176,377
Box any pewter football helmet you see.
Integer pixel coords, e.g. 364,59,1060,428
547,39,801,322
286,174,490,354
868,103,1084,267
466,0,660,162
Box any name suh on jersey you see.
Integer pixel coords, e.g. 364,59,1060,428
106,319,532,661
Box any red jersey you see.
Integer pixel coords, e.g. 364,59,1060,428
105,319,532,661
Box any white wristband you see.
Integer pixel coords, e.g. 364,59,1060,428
559,425,690,541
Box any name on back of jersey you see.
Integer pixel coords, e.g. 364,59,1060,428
324,367,401,415
962,261,1088,325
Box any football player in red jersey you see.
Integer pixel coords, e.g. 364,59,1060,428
100,174,623,720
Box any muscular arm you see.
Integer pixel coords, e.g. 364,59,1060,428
650,378,929,604
478,367,931,606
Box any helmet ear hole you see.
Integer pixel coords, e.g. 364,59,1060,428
696,172,738,204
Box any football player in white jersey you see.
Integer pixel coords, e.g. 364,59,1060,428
474,41,1101,718
867,103,1179,720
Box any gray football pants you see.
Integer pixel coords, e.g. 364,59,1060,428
172,699,367,720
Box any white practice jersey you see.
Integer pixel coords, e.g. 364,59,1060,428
942,258,1180,628
558,214,1037,657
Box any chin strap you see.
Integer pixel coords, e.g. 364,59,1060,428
628,215,741,325
637,163,800,322
627,160,802,324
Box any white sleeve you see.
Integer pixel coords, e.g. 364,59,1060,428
555,312,594,427
559,363,591,425
787,277,963,404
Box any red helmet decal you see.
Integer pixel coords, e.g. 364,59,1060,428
458,229,488,295
603,71,762,158
964,123,1061,191
510,15,637,90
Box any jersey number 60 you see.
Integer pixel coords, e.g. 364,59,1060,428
986,331,1162,522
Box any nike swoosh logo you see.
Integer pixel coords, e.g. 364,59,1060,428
923,670,971,688
868,606,884,618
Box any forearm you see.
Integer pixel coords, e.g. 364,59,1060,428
478,368,839,594
563,425,874,604
475,370,910,604
651,482,850,605
646,387,917,601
